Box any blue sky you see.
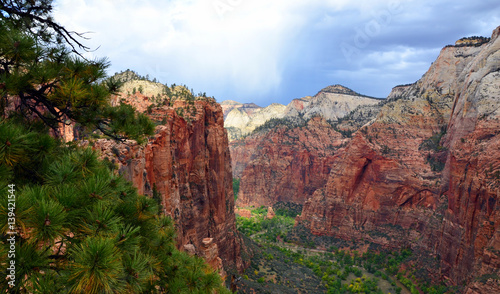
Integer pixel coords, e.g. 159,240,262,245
53,0,500,106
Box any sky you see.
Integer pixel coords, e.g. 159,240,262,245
53,0,500,106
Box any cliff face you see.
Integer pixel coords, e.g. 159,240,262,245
439,27,500,290
229,85,382,208
224,103,286,141
297,27,500,289
232,116,345,207
94,97,244,272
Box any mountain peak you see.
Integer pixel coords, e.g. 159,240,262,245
316,84,381,100
319,84,357,95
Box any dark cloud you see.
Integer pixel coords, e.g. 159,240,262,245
270,0,500,102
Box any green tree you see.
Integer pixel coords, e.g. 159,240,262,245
0,1,230,293
233,178,240,201
0,122,230,293
0,0,154,143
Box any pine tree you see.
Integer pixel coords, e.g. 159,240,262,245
0,0,154,143
0,120,231,293
0,1,231,293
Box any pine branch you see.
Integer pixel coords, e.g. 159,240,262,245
0,0,91,54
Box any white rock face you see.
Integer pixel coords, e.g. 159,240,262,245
219,100,262,119
224,103,286,140
292,92,381,121
225,108,251,131
223,85,382,141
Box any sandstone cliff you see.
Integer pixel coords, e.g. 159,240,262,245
297,27,500,291
94,91,244,272
230,85,383,207
232,116,346,207
284,85,382,121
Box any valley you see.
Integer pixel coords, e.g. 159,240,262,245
231,205,449,294
2,2,498,293
227,27,500,293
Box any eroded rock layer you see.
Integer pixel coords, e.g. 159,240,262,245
297,28,500,290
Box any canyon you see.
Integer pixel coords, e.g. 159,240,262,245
230,85,382,207
298,29,500,292
230,27,500,292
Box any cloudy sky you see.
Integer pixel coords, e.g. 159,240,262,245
53,0,500,106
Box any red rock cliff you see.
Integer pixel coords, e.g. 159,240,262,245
231,116,345,207
297,27,500,291
94,98,244,272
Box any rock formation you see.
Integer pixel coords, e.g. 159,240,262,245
223,85,381,142
296,27,500,291
200,238,227,281
235,208,252,218
230,85,382,208
94,91,245,272
283,85,382,121
220,100,262,118
224,103,286,141
232,116,346,207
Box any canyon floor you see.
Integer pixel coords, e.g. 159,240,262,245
230,204,456,294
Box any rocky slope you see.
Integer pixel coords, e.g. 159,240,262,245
220,100,262,118
93,84,245,272
296,29,500,291
224,102,286,141
284,85,382,121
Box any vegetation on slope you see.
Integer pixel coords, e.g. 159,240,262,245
235,205,455,293
233,178,240,201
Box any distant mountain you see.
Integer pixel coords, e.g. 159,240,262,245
223,85,381,141
283,85,382,121
223,102,287,141
220,100,261,118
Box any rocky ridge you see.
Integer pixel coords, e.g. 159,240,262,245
223,85,381,141
232,116,346,207
284,85,382,121
229,85,383,207
296,27,500,291
220,100,261,118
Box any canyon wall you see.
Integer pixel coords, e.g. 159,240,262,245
230,85,383,207
94,96,244,272
297,29,500,290
232,116,345,207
